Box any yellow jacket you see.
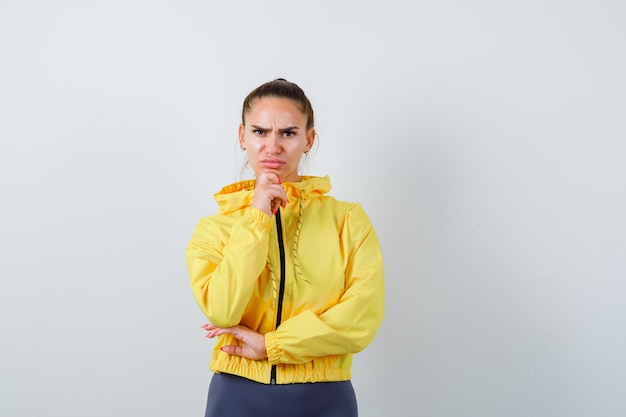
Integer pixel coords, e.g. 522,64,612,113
186,176,384,384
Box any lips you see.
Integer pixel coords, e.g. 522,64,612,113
262,159,285,169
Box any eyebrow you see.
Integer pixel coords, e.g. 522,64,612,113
250,125,300,133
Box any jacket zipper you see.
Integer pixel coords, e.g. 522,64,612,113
270,208,286,385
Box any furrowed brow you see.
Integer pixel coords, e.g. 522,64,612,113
278,126,299,134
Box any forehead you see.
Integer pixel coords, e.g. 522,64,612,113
246,97,306,124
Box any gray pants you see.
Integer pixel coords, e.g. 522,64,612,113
204,373,358,417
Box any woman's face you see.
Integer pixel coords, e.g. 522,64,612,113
239,97,315,183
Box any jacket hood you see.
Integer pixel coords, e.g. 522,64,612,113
214,175,331,214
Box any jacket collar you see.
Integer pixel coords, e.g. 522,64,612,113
214,176,331,214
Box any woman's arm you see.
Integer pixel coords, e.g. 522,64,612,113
186,208,272,327
265,204,385,364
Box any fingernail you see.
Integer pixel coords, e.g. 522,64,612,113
278,178,282,184
220,347,225,352
281,201,286,208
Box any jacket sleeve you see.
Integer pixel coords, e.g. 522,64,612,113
265,204,385,364
186,208,272,327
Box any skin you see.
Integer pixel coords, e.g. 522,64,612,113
202,323,268,359
240,97,315,216
203,96,316,359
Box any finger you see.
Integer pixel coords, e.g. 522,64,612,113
271,198,281,215
257,172,281,186
214,325,244,339
203,327,233,341
219,345,245,357
271,185,288,212
201,323,221,332
206,328,224,338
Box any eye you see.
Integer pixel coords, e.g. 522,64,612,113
283,131,295,137
253,129,266,136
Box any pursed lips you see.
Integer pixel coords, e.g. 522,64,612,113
261,159,285,169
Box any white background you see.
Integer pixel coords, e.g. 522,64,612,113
1,1,625,416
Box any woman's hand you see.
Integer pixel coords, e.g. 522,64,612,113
201,323,268,360
252,172,287,216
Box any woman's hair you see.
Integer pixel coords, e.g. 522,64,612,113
241,78,315,130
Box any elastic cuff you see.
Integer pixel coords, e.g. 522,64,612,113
265,331,281,365
245,207,273,233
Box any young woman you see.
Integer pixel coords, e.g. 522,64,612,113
186,78,385,417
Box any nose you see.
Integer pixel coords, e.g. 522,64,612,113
266,132,281,153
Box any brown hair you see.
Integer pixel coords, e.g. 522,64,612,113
241,78,315,130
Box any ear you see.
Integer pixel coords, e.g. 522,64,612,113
238,124,245,148
305,127,316,152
